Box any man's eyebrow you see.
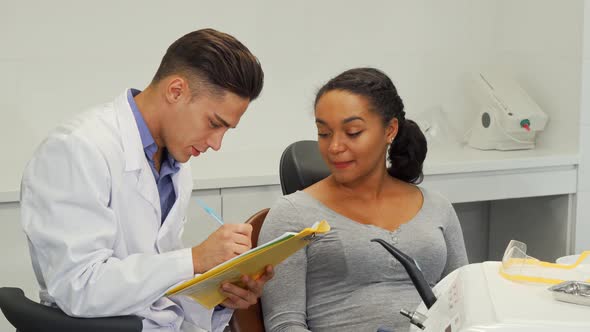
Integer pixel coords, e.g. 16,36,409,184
214,113,235,128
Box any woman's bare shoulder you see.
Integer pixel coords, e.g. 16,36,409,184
302,176,331,198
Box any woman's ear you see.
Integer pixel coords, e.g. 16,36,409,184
386,118,399,144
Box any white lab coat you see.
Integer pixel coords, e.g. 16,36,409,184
20,90,232,332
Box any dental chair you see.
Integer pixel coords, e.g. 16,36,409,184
279,140,330,195
229,208,270,332
0,287,142,332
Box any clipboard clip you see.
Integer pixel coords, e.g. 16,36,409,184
303,231,328,242
302,232,317,241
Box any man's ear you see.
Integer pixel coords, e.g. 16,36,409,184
165,76,188,104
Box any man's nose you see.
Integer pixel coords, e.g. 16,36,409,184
208,130,225,151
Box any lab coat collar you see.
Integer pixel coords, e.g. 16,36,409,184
115,89,147,172
114,90,161,219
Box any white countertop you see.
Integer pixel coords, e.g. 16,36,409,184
191,143,579,189
0,144,579,203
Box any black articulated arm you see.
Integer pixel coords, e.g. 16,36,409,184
371,239,437,309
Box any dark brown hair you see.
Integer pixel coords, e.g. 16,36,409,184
153,28,264,100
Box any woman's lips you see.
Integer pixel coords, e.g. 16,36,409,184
332,161,353,169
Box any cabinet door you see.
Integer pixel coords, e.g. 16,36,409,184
453,201,490,263
488,194,573,261
221,185,282,223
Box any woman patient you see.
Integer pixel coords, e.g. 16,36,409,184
259,68,468,332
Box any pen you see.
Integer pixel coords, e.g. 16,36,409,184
195,198,224,225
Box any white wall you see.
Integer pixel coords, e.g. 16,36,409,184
3,0,582,196
495,0,583,153
576,0,590,252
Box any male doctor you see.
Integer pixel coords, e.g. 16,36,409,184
20,28,273,332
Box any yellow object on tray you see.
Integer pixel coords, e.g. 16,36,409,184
167,220,330,308
500,240,590,284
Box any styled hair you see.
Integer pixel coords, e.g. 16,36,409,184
152,28,264,100
314,68,427,183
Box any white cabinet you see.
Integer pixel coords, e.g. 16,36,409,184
221,185,282,223
183,189,223,247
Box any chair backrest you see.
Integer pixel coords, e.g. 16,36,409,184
228,208,270,332
0,287,142,332
279,140,330,195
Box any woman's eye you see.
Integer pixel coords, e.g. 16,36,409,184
347,131,362,137
317,132,330,138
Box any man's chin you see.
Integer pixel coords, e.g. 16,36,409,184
171,152,190,163
183,154,193,164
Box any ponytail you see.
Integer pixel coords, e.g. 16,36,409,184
387,119,427,184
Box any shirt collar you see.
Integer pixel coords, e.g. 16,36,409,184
128,89,155,151
128,89,180,171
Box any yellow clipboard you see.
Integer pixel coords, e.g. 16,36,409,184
166,220,330,309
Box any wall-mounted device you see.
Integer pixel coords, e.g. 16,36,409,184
465,70,548,150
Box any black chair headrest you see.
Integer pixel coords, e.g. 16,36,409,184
279,140,330,195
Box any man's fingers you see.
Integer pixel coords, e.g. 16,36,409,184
245,267,274,296
257,265,274,283
221,282,257,308
220,298,237,309
232,233,252,248
220,295,250,310
233,242,251,255
221,282,250,300
218,271,275,309
227,223,253,236
220,225,251,249
242,275,262,296
193,223,257,274
217,268,273,309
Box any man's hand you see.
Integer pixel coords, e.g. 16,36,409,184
191,224,253,274
219,265,274,309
